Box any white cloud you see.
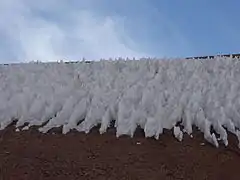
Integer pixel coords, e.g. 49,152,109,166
0,0,147,62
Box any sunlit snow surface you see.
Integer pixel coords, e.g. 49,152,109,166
1,58,240,148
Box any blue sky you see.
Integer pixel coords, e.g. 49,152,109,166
0,0,239,63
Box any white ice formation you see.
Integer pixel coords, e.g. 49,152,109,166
1,57,240,148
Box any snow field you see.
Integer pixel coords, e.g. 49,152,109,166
1,58,240,148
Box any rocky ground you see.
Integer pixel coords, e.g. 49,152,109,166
0,124,239,180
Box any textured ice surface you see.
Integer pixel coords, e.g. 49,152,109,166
0,57,240,148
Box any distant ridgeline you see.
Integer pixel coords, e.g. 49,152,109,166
65,53,240,64
186,53,240,60
69,54,240,63
2,54,240,66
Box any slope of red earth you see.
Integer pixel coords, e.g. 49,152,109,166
0,124,240,180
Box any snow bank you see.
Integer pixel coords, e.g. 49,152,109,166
1,57,240,148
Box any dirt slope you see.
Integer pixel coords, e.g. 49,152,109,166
0,125,239,180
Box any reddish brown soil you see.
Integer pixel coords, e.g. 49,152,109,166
0,125,240,180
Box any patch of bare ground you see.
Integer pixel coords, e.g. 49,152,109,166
0,124,239,180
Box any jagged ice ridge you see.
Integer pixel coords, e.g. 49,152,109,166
1,57,240,148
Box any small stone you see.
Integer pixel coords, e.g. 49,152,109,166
22,126,29,131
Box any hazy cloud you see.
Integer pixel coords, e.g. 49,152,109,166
0,0,147,63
